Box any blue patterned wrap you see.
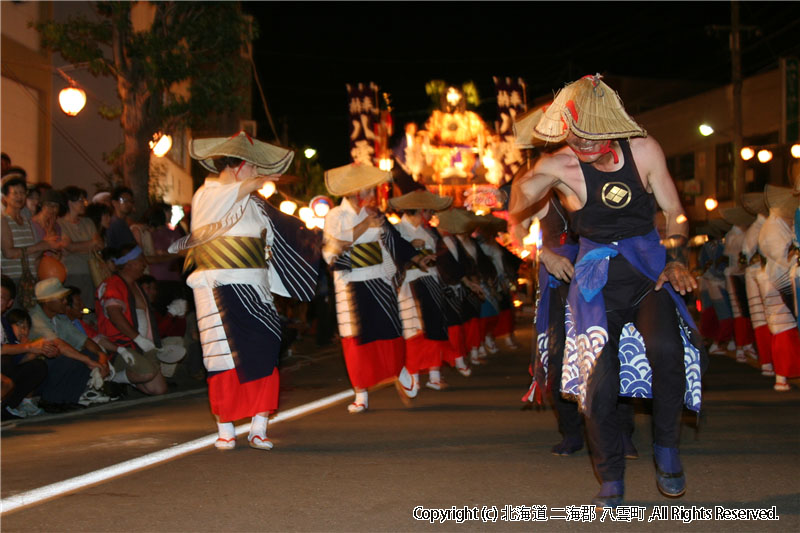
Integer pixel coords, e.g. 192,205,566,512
562,229,704,415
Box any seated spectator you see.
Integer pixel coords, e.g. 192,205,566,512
138,275,187,378
1,153,10,175
64,285,97,339
95,245,168,395
106,186,136,249
2,175,59,294
29,278,112,412
60,186,103,309
1,276,54,420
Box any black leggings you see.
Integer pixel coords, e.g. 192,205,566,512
546,281,635,443
3,358,48,408
586,256,685,481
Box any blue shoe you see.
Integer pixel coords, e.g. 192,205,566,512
550,436,583,456
592,480,624,509
653,444,686,497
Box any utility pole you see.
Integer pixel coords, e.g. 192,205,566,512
708,2,759,206
731,1,744,205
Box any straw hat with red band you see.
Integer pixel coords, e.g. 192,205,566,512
741,191,768,217
388,189,452,212
765,184,800,221
324,163,392,197
720,206,756,228
533,74,646,143
190,131,294,176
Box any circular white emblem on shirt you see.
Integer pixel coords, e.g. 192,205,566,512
601,182,632,209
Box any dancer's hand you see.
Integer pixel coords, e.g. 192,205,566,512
655,261,697,295
540,248,574,282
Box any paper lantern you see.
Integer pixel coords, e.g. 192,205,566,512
59,87,86,116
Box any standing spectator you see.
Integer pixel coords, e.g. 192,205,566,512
106,186,136,249
22,182,38,221
146,203,184,302
29,278,111,412
60,186,104,309
91,190,112,207
86,202,113,243
1,153,10,174
31,189,70,259
1,175,59,292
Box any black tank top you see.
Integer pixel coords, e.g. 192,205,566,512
541,195,577,249
571,140,656,243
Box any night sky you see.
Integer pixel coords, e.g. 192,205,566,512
242,2,800,169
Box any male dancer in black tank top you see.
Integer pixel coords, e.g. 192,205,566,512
517,75,703,509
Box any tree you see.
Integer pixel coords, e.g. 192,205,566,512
37,1,254,210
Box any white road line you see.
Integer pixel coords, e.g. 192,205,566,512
0,389,354,514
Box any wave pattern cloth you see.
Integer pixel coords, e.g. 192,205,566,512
561,230,705,415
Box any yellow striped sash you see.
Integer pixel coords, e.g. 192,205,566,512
184,236,267,272
351,242,383,268
408,248,434,269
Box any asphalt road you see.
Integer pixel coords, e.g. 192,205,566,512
1,313,799,532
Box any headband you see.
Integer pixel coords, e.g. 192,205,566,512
113,246,143,266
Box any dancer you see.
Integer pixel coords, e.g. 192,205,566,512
719,206,758,362
435,209,487,367
474,215,521,350
516,75,705,507
389,189,453,391
173,132,318,450
431,209,480,378
322,163,423,413
759,185,800,391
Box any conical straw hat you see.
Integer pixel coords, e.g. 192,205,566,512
436,208,478,235
513,106,546,148
708,217,732,237
765,184,800,220
474,213,508,233
324,163,392,197
720,206,755,228
533,74,646,142
190,131,294,175
741,192,768,216
388,189,452,211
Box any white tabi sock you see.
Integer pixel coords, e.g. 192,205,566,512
249,414,269,439
429,369,441,384
217,422,235,440
455,357,468,370
354,390,368,408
